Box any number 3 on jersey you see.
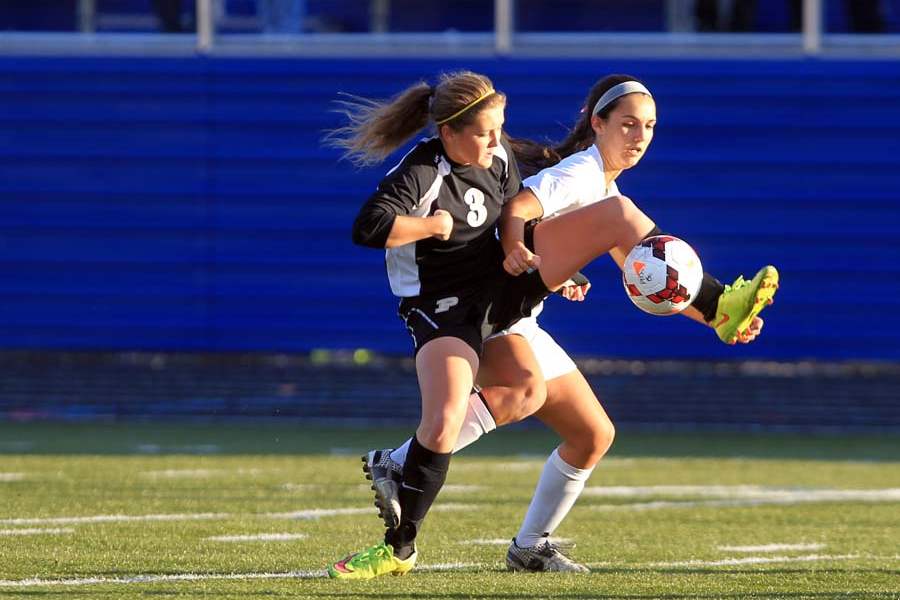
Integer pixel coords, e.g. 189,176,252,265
464,188,487,227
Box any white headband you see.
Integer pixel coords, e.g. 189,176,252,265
591,81,652,116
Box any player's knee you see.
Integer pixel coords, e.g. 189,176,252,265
489,374,547,426
418,407,467,450
610,195,644,225
580,418,616,466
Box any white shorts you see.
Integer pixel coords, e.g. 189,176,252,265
487,314,577,382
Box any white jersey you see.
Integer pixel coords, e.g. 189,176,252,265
492,144,619,380
525,144,620,219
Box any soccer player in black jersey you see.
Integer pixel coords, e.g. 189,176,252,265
326,71,553,579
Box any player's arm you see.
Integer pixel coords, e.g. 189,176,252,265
499,188,543,275
557,271,591,302
355,205,452,248
352,163,451,248
382,212,452,247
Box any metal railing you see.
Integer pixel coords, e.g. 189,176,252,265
9,0,899,58
195,0,828,56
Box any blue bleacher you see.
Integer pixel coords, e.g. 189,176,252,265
0,56,899,359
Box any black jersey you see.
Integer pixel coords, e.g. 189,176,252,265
352,136,522,297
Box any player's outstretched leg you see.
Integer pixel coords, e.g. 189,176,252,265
506,538,589,573
328,541,417,580
713,265,780,344
362,449,402,529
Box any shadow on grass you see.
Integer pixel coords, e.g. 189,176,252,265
1,422,898,461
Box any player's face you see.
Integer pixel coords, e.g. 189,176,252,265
593,93,656,172
441,103,505,169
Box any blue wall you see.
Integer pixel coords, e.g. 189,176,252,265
1,56,899,359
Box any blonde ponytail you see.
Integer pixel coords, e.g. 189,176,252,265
325,71,505,167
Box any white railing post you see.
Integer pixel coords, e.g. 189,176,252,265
197,0,214,53
370,0,390,33
78,0,96,33
495,0,513,55
802,0,822,55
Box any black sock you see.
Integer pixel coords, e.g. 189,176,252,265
384,435,451,557
692,272,726,323
642,225,663,239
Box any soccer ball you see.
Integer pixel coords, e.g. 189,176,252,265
622,235,703,315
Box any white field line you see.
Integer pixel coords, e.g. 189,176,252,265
264,508,375,520
142,468,263,478
134,444,221,454
718,543,825,553
583,485,900,500
0,563,490,588
648,553,860,568
266,503,475,521
281,484,320,491
0,505,476,527
0,513,229,526
452,461,542,472
1,509,369,526
0,473,25,482
585,487,900,511
0,528,74,536
206,533,307,542
584,485,771,497
0,571,327,587
0,554,877,588
417,562,485,571
141,469,221,478
439,485,485,493
596,458,637,468
461,537,572,546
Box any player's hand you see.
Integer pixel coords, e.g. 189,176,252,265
504,241,541,276
735,316,764,344
560,282,590,302
431,209,453,241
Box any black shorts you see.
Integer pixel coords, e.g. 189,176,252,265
485,219,552,334
398,285,495,357
485,269,550,335
398,220,558,354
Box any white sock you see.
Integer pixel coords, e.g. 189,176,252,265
515,447,594,549
389,439,411,465
389,391,496,465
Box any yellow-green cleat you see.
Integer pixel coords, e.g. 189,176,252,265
713,265,779,345
328,542,416,580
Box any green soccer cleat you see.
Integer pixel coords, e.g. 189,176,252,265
713,265,779,345
328,542,417,580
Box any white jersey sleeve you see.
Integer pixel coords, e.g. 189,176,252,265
523,146,611,219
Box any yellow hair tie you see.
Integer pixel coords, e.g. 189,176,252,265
434,88,496,125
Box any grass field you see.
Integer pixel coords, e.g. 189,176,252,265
0,421,898,599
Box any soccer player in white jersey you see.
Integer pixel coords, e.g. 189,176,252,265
363,74,779,573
